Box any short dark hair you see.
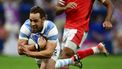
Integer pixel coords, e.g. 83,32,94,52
30,6,46,18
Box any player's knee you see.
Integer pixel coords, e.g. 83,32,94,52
62,47,75,58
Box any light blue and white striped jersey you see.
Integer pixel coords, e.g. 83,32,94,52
19,19,58,44
19,19,61,61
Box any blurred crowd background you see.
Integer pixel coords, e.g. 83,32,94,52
0,0,122,56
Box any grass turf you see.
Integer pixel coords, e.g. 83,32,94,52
0,55,122,69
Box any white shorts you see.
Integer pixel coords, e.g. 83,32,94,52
61,28,88,52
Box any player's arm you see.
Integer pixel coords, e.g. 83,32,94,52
23,25,58,59
99,0,113,21
18,39,37,55
55,0,65,15
56,0,77,15
98,0,114,29
18,39,27,55
23,40,56,59
18,20,37,55
18,37,47,55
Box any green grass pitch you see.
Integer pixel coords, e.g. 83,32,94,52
0,55,122,69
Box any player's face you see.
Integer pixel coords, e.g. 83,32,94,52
29,13,44,33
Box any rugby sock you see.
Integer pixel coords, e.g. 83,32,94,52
76,48,94,59
91,46,100,54
76,45,101,59
55,58,73,68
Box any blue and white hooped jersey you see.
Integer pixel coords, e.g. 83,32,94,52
19,19,59,44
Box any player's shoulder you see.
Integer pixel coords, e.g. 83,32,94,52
44,20,56,28
45,20,55,25
20,19,31,32
24,19,30,25
22,19,31,28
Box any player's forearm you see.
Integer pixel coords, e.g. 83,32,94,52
18,44,36,55
55,6,66,15
103,0,114,21
18,46,25,55
24,44,36,51
27,50,53,59
19,44,36,51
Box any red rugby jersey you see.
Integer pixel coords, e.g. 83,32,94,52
64,0,95,32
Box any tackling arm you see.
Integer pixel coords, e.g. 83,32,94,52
18,39,36,55
23,40,56,59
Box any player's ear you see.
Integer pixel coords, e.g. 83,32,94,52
42,17,46,21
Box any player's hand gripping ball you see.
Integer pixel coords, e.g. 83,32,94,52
37,36,47,49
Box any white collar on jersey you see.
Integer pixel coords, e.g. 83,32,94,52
41,20,47,34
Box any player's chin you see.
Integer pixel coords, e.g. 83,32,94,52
32,29,38,33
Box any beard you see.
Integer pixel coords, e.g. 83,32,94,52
32,29,38,33
32,26,43,33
